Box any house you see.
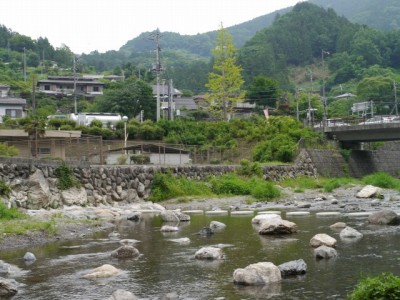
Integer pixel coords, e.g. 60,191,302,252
0,84,27,122
37,76,105,99
0,129,81,160
152,84,183,118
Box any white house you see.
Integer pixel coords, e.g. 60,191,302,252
0,84,27,122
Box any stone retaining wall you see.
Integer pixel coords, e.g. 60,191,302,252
0,150,317,210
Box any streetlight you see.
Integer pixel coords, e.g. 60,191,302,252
122,116,128,156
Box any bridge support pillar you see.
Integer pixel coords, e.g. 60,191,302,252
340,141,363,150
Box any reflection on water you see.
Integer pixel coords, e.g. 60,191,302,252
3,212,400,299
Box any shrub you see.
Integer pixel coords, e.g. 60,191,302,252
209,174,250,195
0,180,11,197
150,172,211,202
249,178,281,200
363,172,400,190
348,273,400,300
54,161,80,190
0,201,23,220
0,143,18,157
237,159,263,177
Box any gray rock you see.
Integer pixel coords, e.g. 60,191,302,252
330,222,346,229
368,209,400,225
314,245,337,259
160,210,190,222
233,262,281,285
160,225,179,232
23,252,36,262
258,219,297,235
26,169,50,209
108,289,139,300
111,246,140,259
61,187,88,206
198,227,214,236
127,212,141,221
161,292,179,300
310,233,337,248
210,221,226,230
278,259,307,277
0,278,18,298
356,185,383,198
194,247,224,260
340,226,363,239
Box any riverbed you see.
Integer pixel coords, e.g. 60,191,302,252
2,206,400,299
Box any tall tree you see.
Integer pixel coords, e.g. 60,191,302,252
246,76,282,108
205,24,244,120
92,78,155,120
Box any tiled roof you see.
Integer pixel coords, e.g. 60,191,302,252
0,98,26,105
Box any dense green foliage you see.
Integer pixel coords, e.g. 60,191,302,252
54,162,80,190
0,201,23,220
150,172,213,202
362,172,400,190
0,143,18,157
150,172,281,202
348,273,400,300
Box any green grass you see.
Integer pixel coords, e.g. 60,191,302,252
279,176,326,191
362,172,400,190
150,172,281,202
0,218,57,236
323,177,359,192
0,201,24,220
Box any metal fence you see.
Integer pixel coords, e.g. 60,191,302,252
1,135,253,165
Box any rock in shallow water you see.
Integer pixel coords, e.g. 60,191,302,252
233,262,281,285
278,259,307,277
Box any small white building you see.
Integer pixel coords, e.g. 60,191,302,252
0,84,27,122
72,113,122,128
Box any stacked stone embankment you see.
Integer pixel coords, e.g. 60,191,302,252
0,150,316,210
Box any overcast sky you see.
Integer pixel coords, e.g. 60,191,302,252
1,0,303,54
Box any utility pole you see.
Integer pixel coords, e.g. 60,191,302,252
322,50,329,128
168,79,174,120
23,47,26,82
73,56,77,114
151,29,164,122
32,74,36,114
295,88,300,121
307,69,314,127
394,80,398,115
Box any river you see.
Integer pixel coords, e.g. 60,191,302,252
3,210,400,299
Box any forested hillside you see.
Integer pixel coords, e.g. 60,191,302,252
310,0,400,31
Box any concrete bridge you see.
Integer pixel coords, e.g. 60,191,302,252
316,119,400,149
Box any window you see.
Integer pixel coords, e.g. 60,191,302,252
44,85,50,90
93,86,99,92
5,109,22,118
38,148,51,155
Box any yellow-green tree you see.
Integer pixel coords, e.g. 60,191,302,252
205,24,244,120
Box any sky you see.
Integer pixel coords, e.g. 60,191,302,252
1,0,303,54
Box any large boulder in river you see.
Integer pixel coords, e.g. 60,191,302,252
252,214,281,225
340,226,363,239
160,210,190,222
0,278,18,298
278,259,307,277
310,233,337,248
258,218,297,235
314,246,338,259
61,186,88,206
233,262,281,285
111,246,140,259
194,247,224,260
83,264,120,279
368,209,400,225
107,289,139,300
356,185,383,198
26,169,50,209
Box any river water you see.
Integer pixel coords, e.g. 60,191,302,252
3,211,400,300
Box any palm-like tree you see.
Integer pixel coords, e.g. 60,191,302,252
23,116,46,157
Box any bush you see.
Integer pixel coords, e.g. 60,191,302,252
209,174,250,195
363,172,400,190
348,273,400,300
0,201,23,220
249,178,281,200
54,161,80,190
150,172,211,202
237,159,263,177
0,180,11,197
0,143,18,157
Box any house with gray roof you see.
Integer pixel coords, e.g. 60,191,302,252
0,84,27,122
